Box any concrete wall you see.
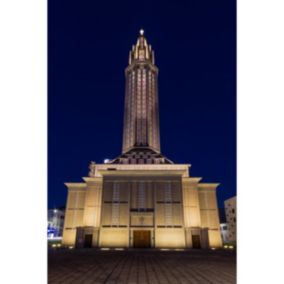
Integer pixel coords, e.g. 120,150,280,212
198,185,223,248
82,178,103,228
155,228,186,248
62,185,86,246
99,228,129,247
182,178,202,228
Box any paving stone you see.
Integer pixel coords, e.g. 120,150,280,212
48,249,236,284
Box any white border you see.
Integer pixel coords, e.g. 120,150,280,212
0,0,47,282
238,0,284,283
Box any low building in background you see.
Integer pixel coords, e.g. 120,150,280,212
48,209,65,239
220,223,229,243
224,196,236,243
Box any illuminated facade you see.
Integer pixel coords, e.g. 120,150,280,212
62,31,222,249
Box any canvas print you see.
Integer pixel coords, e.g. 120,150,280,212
48,0,236,283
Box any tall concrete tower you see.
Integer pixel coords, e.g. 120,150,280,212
110,30,172,164
122,30,160,154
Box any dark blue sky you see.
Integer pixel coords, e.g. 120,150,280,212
48,0,236,209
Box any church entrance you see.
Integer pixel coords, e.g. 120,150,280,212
133,230,151,248
84,234,93,248
192,235,201,249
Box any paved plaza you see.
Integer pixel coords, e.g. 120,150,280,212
48,249,236,284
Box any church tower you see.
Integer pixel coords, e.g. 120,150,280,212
112,30,172,164
122,29,160,153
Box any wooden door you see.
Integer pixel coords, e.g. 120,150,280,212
133,231,151,248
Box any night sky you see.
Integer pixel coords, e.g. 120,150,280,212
48,0,236,209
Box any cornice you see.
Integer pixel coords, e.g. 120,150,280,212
64,183,86,189
82,177,103,183
97,169,187,176
198,183,220,190
182,177,202,183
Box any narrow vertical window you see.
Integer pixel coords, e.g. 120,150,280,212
164,182,173,226
137,181,146,211
111,183,120,226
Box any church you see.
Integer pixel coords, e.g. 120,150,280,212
62,30,223,249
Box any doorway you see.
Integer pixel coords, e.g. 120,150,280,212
192,235,201,249
84,234,93,248
133,230,151,248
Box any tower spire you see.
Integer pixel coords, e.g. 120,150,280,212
127,30,155,64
